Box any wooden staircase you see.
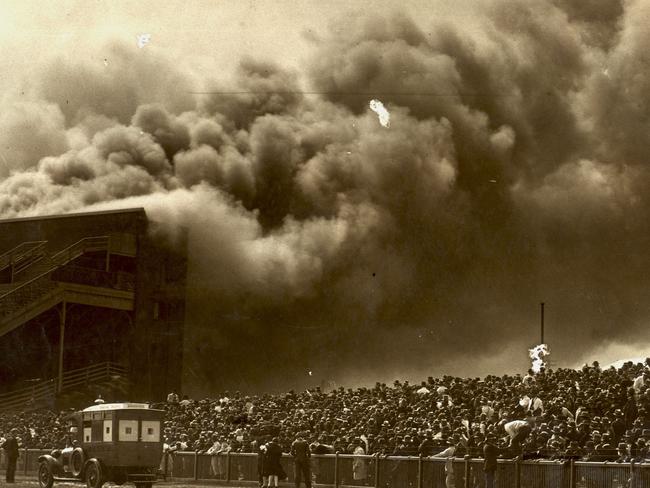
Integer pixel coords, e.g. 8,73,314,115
0,235,136,338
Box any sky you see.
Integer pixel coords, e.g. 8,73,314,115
0,0,648,393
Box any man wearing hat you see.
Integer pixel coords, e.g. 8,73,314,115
1,429,19,483
483,434,499,488
291,432,311,488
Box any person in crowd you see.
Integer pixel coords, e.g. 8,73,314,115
206,434,227,479
418,430,436,456
258,438,268,487
1,428,19,483
263,437,285,488
483,434,499,488
351,438,367,485
310,435,332,483
291,432,311,488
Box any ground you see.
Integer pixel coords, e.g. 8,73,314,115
11,481,224,488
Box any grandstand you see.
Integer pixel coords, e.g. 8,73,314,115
0,208,187,408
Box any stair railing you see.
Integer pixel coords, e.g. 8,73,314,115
0,236,110,301
0,241,48,274
0,362,128,412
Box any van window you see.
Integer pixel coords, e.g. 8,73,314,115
141,421,160,442
84,427,91,443
118,420,138,441
103,420,112,442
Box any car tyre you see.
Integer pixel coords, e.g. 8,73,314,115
71,447,85,477
38,461,54,488
85,460,104,488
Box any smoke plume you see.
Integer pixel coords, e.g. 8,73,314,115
2,0,650,392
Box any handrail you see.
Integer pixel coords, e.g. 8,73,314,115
0,362,127,412
0,241,48,271
0,236,110,300
0,362,125,401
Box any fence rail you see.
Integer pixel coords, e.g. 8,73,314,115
155,451,650,488
4,450,650,487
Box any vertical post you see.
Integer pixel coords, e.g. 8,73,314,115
540,302,544,344
194,451,199,480
163,451,169,480
334,452,339,488
514,457,521,488
464,455,471,488
374,455,380,488
569,459,575,488
57,301,66,394
629,461,634,488
105,249,110,272
226,451,231,482
417,455,423,488
23,448,28,475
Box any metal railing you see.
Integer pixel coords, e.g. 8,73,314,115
0,241,48,276
52,266,135,292
60,362,127,392
155,452,650,488
0,236,114,324
4,449,650,487
0,236,110,300
49,236,110,267
0,362,127,413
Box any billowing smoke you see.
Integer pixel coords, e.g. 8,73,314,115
1,0,650,393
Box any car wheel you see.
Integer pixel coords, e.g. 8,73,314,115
71,447,85,477
38,461,54,488
85,460,104,488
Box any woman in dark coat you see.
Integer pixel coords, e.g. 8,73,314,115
258,439,267,487
263,437,285,487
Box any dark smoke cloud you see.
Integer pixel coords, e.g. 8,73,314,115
1,0,650,392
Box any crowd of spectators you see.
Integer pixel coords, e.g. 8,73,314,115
3,360,650,464
155,360,650,463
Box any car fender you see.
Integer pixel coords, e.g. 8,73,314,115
38,454,64,476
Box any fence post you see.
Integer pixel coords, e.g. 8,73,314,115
334,452,339,488
374,454,380,488
194,451,199,481
163,451,169,480
569,459,575,488
24,448,28,475
417,455,423,488
226,451,231,482
464,455,471,488
514,457,521,488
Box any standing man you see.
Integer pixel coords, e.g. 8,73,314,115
2,428,19,483
483,434,498,488
291,432,311,488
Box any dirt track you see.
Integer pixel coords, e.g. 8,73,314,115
10,481,225,488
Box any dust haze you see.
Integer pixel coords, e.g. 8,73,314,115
0,0,648,393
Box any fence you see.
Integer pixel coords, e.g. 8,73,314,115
158,452,650,488
7,450,650,487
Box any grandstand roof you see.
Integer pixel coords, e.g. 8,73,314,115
0,207,146,224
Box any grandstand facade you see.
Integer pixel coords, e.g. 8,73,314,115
0,208,187,407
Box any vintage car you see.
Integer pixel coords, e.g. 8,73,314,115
38,403,164,488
